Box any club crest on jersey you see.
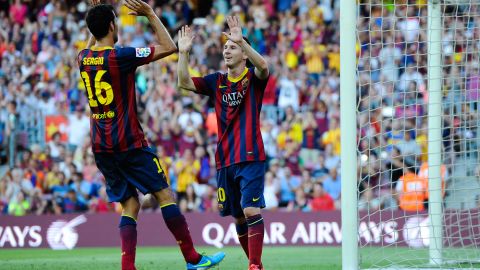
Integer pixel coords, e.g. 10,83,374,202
241,77,249,91
135,47,151,58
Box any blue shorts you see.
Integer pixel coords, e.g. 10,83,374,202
216,161,266,218
94,147,169,202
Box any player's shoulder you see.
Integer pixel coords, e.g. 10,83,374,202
204,71,223,81
77,48,88,59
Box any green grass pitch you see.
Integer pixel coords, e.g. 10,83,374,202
0,246,341,270
2,246,480,269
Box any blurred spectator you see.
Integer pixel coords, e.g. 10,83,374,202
358,187,381,212
310,182,334,211
277,71,300,111
300,111,321,170
67,107,89,152
8,191,30,216
322,167,341,202
278,167,301,207
264,171,280,210
175,149,199,204
0,0,476,215
396,170,426,212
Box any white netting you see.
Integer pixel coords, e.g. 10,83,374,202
356,0,480,268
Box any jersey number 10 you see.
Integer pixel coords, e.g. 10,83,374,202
81,71,114,107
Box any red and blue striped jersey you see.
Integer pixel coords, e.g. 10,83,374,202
192,68,268,169
77,46,155,153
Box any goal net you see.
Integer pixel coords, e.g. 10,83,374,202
353,0,480,269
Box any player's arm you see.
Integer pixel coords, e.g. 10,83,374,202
124,0,176,61
223,16,269,80
177,25,197,92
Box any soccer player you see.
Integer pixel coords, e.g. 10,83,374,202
77,1,225,269
177,16,270,270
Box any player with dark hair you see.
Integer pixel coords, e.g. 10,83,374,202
177,16,270,270
77,1,224,269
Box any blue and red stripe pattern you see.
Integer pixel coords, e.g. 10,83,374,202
77,46,155,153
192,68,269,169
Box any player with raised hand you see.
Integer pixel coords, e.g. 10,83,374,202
78,1,225,269
177,16,270,270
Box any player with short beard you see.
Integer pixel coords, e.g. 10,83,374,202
78,1,225,269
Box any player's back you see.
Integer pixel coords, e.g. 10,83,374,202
78,46,155,153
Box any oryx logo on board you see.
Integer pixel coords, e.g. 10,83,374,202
47,215,87,250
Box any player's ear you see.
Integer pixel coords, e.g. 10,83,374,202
109,21,115,33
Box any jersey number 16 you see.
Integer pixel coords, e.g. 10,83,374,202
81,71,114,107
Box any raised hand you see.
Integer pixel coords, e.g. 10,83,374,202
124,0,154,16
178,25,194,53
222,16,243,44
89,0,102,6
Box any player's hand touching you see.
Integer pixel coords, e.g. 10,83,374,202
89,0,102,6
223,16,243,44
178,25,194,54
124,0,154,16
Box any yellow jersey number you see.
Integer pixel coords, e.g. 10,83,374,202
153,157,164,174
81,70,114,107
217,187,226,202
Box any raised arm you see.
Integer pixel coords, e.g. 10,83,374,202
223,16,269,79
124,0,176,61
177,25,196,92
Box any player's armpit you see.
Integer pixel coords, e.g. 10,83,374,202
190,77,213,97
178,85,198,92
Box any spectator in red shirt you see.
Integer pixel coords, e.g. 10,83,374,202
310,182,334,211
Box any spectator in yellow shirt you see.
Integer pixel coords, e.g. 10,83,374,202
8,192,30,216
327,44,340,74
174,149,200,203
304,36,325,84
118,4,136,31
322,118,341,156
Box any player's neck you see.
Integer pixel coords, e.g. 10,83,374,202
94,38,114,49
227,64,246,80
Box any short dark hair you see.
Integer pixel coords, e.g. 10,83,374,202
86,4,116,40
8,100,17,108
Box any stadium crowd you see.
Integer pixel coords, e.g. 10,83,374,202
0,0,477,216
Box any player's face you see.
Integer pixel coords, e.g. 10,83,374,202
223,40,246,68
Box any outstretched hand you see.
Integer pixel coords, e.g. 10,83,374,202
178,25,195,53
124,0,154,16
222,16,243,44
89,0,102,6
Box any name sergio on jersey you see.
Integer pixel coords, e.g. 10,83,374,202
83,57,104,66
222,89,247,107
92,110,115,120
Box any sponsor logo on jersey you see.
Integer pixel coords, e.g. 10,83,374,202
92,111,116,120
222,89,247,107
135,47,151,58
